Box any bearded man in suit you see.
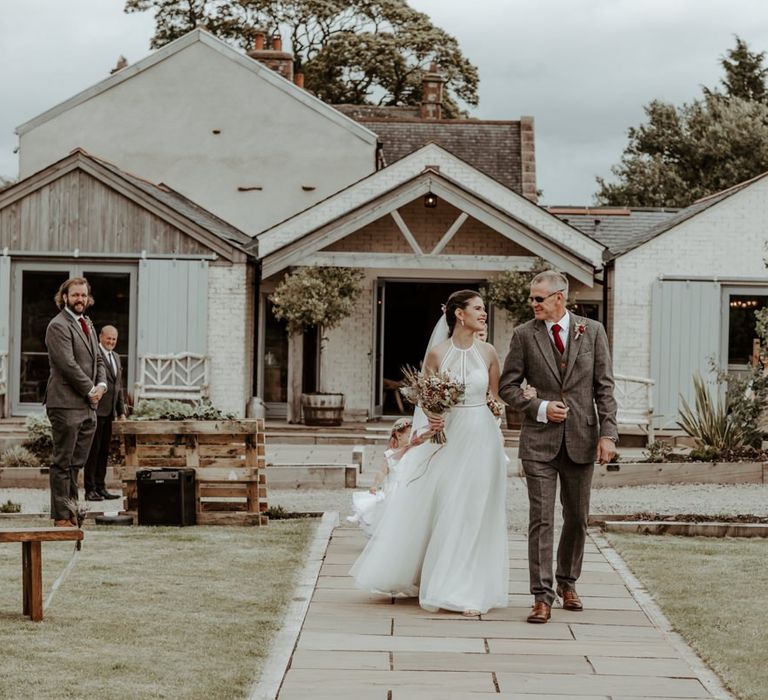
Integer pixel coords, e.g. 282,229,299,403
499,270,618,624
84,325,126,502
44,278,107,526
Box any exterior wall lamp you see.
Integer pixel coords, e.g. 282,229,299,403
424,192,438,208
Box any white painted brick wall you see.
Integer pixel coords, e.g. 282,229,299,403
612,181,768,379
320,274,374,413
207,263,251,416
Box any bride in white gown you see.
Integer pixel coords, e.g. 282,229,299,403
350,290,509,615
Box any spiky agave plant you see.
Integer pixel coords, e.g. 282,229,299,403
677,373,746,459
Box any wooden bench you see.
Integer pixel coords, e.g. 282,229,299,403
0,527,84,621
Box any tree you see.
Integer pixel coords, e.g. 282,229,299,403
125,0,479,116
596,37,768,207
712,36,768,102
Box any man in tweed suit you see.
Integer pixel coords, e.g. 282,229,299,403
44,278,107,526
499,270,617,623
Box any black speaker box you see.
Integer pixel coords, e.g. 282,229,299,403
137,468,196,526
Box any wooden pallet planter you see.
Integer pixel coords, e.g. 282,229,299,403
113,419,268,525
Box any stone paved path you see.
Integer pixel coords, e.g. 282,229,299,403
277,526,721,699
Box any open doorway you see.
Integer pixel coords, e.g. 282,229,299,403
377,279,482,415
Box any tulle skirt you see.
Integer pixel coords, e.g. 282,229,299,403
350,405,509,613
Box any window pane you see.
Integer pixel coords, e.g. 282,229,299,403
728,294,767,365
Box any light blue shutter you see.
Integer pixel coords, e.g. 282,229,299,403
137,260,208,355
650,279,721,429
0,256,9,355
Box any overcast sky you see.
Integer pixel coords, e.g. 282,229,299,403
3,0,768,203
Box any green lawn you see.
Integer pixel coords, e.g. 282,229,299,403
0,517,317,700
608,533,768,700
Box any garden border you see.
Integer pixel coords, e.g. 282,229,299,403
248,511,338,700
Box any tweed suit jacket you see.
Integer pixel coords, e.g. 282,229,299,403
44,311,107,409
498,313,618,464
96,347,125,418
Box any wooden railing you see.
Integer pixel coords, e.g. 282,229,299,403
134,353,209,403
614,373,655,444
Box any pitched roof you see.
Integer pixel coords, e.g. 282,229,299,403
252,142,605,284
601,170,768,257
548,207,680,253
16,29,377,147
334,107,524,191
0,149,251,261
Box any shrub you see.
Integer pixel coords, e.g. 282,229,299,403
270,266,365,336
24,414,53,462
482,258,551,323
642,440,672,463
0,500,21,514
718,364,768,448
678,373,748,459
131,399,235,421
0,445,41,469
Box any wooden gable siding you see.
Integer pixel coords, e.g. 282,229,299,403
320,198,529,256
0,170,210,256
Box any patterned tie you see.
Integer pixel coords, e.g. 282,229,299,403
551,323,565,354
79,317,90,338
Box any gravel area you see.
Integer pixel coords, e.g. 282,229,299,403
3,461,765,536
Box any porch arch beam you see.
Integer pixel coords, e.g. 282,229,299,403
261,179,432,278
431,212,468,255
390,210,423,255
427,179,596,286
297,252,538,271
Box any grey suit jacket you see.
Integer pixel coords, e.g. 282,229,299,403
96,348,125,418
498,313,618,464
44,311,107,409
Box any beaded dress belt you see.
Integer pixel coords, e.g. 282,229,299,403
454,402,486,408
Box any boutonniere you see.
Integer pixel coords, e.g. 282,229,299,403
574,321,587,340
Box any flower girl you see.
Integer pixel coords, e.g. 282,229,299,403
347,418,424,537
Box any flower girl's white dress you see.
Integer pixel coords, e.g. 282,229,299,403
350,340,508,613
347,447,403,538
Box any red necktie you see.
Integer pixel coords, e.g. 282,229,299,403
79,317,90,338
551,323,565,354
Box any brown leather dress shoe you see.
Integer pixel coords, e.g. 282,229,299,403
526,601,551,623
557,587,583,611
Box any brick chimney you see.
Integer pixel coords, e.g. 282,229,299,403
247,30,294,82
420,63,445,120
520,116,537,203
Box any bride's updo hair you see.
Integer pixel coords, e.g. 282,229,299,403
444,289,481,337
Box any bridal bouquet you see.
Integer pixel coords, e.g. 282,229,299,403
399,366,465,444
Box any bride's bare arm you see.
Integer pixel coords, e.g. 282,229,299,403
483,343,503,402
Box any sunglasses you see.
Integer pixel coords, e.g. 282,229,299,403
528,289,564,304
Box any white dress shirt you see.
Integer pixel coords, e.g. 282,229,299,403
536,312,569,423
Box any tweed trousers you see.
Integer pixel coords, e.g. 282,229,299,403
522,441,594,606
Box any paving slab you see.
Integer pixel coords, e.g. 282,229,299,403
392,651,592,674
486,638,682,658
270,524,728,700
495,672,709,697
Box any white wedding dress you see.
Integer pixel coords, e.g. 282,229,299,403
350,340,509,613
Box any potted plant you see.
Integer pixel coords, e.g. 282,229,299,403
270,266,364,426
483,258,550,428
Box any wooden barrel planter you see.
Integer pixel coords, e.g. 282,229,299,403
301,393,345,426
113,419,268,525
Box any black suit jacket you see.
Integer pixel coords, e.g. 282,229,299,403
97,347,125,418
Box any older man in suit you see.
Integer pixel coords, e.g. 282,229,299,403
84,325,126,502
45,278,107,526
499,270,617,624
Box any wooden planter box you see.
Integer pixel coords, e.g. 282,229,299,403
592,460,767,488
113,419,268,525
